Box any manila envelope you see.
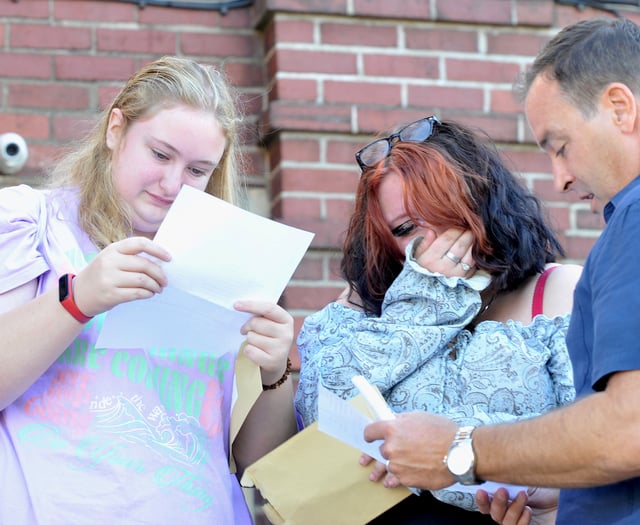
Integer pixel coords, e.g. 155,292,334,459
240,396,412,525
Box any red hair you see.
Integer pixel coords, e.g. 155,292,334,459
347,141,491,304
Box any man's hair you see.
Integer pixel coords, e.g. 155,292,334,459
515,17,640,117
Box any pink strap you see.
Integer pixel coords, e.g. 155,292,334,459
531,265,559,318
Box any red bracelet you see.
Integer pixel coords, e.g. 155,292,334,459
262,358,292,391
58,273,93,324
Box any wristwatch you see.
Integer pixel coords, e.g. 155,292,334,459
444,425,482,485
58,273,93,324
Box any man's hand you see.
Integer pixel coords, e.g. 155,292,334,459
364,412,458,490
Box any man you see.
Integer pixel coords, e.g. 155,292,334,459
364,16,640,525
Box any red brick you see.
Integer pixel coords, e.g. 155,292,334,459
223,61,264,88
279,138,321,162
490,88,522,114
446,58,521,84
97,29,177,54
54,55,137,81
273,49,357,74
279,217,350,249
8,83,90,110
218,6,251,29
0,0,48,18
273,197,322,220
269,18,314,46
554,4,610,29
98,85,123,110
285,284,346,310
326,138,363,166
436,0,513,25
53,0,136,22
326,198,355,223
0,112,49,140
320,21,397,47
10,24,91,50
181,32,258,58
363,55,439,79
452,115,519,143
563,235,600,261
266,101,352,133
291,256,325,281
406,27,478,52
274,167,358,194
272,78,318,103
408,85,484,111
487,31,550,56
52,115,96,142
328,252,344,280
502,148,551,174
0,52,52,79
324,80,400,105
515,0,554,27
547,205,570,232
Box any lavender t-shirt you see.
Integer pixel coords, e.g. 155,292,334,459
0,185,251,524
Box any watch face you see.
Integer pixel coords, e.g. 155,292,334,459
59,274,71,301
448,443,473,476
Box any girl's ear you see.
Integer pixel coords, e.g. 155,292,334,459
106,108,125,151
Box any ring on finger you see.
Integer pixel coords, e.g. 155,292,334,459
461,262,472,272
444,251,461,264
385,459,391,472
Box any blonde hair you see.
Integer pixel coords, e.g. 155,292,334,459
49,56,245,249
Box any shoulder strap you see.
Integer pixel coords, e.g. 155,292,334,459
531,265,559,318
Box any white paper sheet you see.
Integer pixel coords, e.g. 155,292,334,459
318,384,385,462
96,185,314,354
318,380,527,499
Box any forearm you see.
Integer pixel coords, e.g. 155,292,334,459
475,370,640,487
232,378,297,475
0,287,82,409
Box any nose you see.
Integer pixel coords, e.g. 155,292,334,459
159,164,184,195
551,160,574,194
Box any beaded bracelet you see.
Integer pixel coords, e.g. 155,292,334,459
262,358,292,391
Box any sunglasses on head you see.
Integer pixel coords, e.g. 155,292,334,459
355,116,441,171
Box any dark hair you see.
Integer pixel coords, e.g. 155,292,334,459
514,17,640,117
341,119,564,316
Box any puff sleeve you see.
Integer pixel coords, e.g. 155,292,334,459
0,184,49,294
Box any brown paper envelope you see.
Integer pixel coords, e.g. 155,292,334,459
240,399,412,525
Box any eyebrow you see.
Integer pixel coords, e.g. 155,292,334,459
155,139,218,167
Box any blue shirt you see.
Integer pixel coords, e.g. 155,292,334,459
558,175,640,525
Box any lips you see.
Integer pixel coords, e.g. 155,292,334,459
580,193,594,201
147,191,174,207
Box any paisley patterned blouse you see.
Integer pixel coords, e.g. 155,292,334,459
294,245,575,511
